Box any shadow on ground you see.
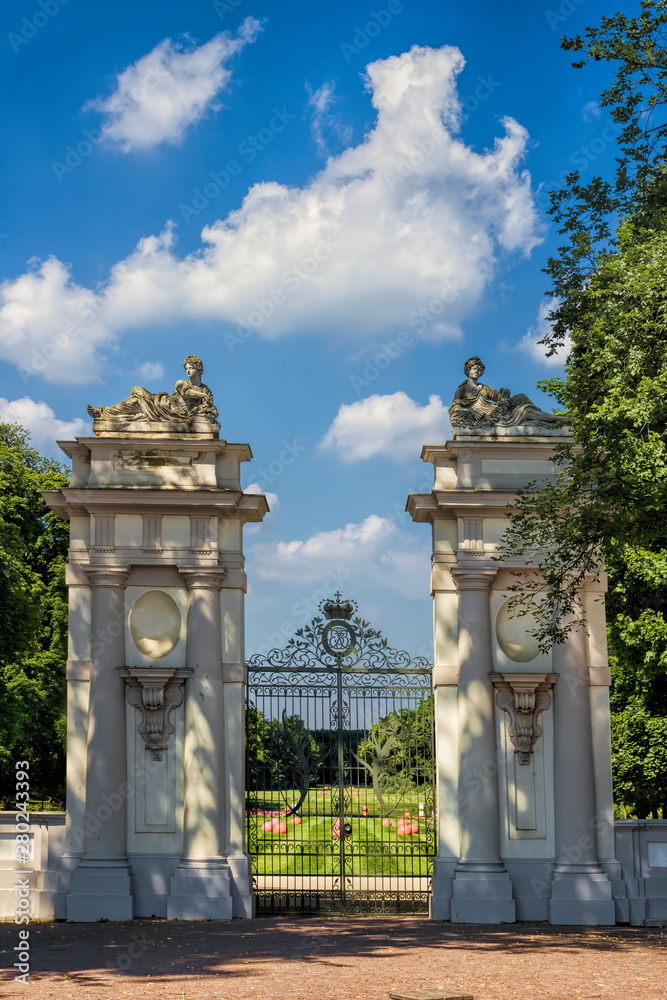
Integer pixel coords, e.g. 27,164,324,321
0,917,664,989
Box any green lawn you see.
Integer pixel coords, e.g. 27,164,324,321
246,785,435,877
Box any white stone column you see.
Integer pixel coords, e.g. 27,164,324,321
168,567,233,919
450,567,515,923
548,618,615,925
67,566,133,922
430,558,459,920
221,559,254,917
583,581,623,883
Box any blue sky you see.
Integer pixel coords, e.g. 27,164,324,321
0,0,622,656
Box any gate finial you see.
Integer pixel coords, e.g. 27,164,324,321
322,592,357,620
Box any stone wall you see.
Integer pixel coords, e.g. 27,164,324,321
1,813,665,924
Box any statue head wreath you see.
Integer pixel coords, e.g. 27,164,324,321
183,355,204,374
463,356,485,376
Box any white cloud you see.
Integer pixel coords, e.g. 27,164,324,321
245,482,279,508
249,514,429,597
85,20,261,152
582,100,601,121
306,80,353,157
0,397,88,452
136,360,165,380
320,391,449,462
0,44,541,383
244,482,278,533
0,257,115,384
518,299,571,367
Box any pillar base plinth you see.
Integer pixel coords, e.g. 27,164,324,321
451,864,515,923
429,858,457,920
548,864,615,925
167,860,233,920
226,854,255,918
67,861,134,922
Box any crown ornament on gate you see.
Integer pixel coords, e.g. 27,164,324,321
321,592,357,621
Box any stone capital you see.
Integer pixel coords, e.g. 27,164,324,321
179,567,227,590
450,567,496,591
82,564,130,588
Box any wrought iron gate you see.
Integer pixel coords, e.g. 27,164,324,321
245,594,435,915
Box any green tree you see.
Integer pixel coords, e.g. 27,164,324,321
499,4,667,815
357,696,433,795
264,714,323,793
543,0,667,353
610,708,667,817
245,705,269,792
499,2,667,649
0,424,69,804
501,218,667,645
245,708,323,799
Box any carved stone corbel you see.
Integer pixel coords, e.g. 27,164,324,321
491,672,558,764
121,667,193,761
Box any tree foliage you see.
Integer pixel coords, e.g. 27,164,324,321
545,0,667,352
610,707,667,817
357,696,433,792
245,708,323,797
501,3,667,816
501,219,667,647
0,424,69,804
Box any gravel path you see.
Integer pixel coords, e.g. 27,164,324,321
0,917,664,999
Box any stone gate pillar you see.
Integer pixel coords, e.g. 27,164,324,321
549,617,616,924
450,568,514,922
43,358,267,921
407,357,621,925
66,565,133,921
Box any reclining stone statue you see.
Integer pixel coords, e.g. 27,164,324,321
449,356,562,430
87,355,219,436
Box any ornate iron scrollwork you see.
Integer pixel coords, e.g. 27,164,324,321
245,594,435,915
246,592,431,675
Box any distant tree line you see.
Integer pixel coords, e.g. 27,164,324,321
0,424,68,805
